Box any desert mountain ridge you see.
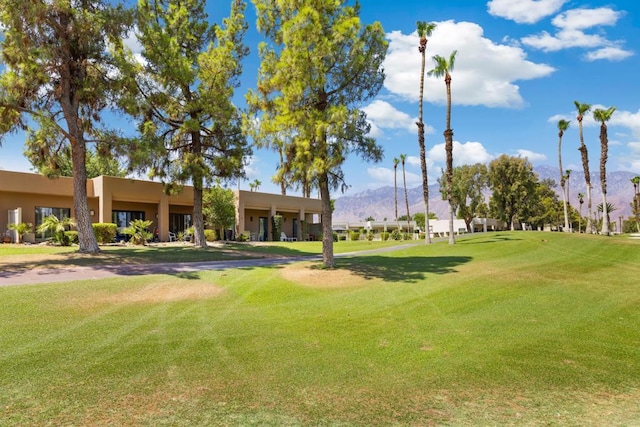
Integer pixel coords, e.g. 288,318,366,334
333,166,639,223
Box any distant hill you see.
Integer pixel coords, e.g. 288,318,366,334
333,166,638,223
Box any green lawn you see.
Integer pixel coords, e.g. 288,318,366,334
1,232,639,425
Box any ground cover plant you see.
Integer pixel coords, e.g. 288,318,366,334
1,231,639,425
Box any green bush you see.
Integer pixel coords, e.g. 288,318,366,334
93,223,117,244
204,229,218,242
271,214,283,241
350,231,360,241
65,231,79,245
380,231,390,241
123,219,153,246
390,229,402,240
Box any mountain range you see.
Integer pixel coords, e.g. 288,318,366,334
333,166,639,223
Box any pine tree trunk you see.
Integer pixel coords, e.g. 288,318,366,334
319,174,334,268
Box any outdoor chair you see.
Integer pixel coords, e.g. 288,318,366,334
280,232,296,242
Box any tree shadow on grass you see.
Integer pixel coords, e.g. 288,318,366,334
457,233,522,244
329,255,473,283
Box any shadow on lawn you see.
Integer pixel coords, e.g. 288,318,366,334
0,244,273,284
457,233,522,244
334,255,472,283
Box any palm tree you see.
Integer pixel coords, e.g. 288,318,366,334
416,20,437,244
593,106,616,235
597,202,616,233
400,154,411,234
428,50,457,244
8,222,32,244
37,214,76,246
393,157,399,224
575,101,593,233
632,176,640,232
557,119,570,232
249,179,262,192
578,192,584,233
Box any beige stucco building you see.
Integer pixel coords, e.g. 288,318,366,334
0,170,322,243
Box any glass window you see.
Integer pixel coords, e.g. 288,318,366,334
169,213,192,233
112,210,145,228
35,207,72,239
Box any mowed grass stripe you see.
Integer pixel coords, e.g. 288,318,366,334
1,231,639,425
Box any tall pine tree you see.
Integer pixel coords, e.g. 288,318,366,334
119,0,250,247
0,0,133,253
247,0,387,267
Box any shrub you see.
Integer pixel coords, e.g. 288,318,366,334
271,214,283,241
350,231,360,241
123,219,153,245
204,229,218,242
37,215,76,246
390,229,402,240
8,222,32,244
93,223,117,244
380,231,390,241
65,231,79,244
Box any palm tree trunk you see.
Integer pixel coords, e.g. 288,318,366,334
578,130,593,233
417,43,431,244
558,135,569,232
402,160,410,235
445,74,455,245
600,124,609,235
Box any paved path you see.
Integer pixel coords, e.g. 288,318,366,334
0,241,424,287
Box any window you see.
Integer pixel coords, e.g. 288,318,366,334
169,213,192,233
35,207,71,239
112,210,145,229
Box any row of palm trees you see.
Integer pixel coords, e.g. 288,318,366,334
415,20,623,240
558,103,616,235
393,155,411,232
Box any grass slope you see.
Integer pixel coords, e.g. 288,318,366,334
1,232,639,426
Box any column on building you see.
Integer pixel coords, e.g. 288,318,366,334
157,193,170,241
94,180,113,223
270,203,277,241
298,207,305,240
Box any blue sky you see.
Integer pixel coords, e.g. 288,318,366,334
2,0,639,197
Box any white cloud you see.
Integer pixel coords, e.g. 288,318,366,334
522,29,608,51
584,47,633,62
516,149,547,162
620,142,640,173
243,155,260,179
384,21,554,108
487,0,567,24
362,100,430,135
520,7,632,61
428,141,494,166
609,109,640,139
367,165,423,188
367,166,394,183
552,8,622,30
